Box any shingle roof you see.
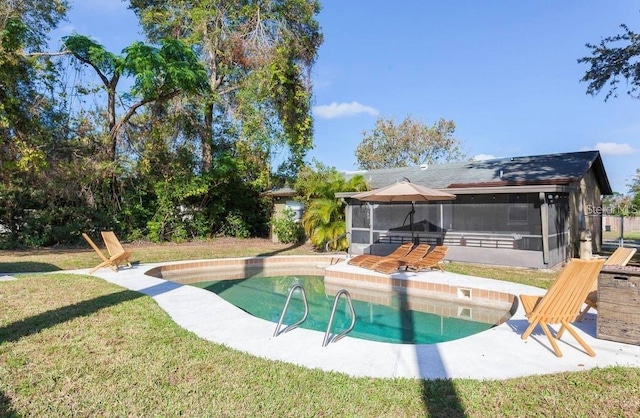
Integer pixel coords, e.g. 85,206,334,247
263,186,297,197
344,150,612,194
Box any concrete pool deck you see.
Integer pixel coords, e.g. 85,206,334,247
70,259,640,380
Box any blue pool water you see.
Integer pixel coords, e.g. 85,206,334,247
192,275,500,344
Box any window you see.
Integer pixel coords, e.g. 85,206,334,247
507,195,528,225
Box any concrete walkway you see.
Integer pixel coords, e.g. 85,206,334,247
68,262,640,380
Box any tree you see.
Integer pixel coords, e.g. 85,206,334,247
59,35,211,224
355,116,466,170
629,168,640,214
62,35,209,162
1,0,68,168
0,0,73,247
295,161,368,250
128,0,323,177
602,193,635,216
579,21,640,216
579,21,640,101
0,1,322,247
0,0,68,54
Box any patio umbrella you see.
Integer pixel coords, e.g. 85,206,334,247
352,181,456,242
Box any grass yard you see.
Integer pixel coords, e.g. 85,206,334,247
603,230,640,241
1,238,639,417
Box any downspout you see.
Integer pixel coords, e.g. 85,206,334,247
540,192,549,266
440,203,444,244
343,198,351,256
368,202,374,253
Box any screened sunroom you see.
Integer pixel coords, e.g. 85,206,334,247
339,151,611,269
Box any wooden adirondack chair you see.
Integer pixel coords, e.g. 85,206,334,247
101,231,133,269
406,246,448,272
577,247,637,321
82,232,133,274
347,242,413,268
605,246,637,266
519,258,605,357
373,244,432,274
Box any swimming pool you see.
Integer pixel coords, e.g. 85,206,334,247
94,256,640,379
146,255,516,345
191,275,510,344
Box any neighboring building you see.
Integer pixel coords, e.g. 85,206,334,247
337,151,612,269
263,186,303,243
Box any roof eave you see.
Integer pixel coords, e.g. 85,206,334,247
336,184,576,199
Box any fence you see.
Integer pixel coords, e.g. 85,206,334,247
603,216,640,232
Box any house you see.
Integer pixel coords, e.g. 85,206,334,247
337,150,612,269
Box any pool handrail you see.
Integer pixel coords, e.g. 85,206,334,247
322,289,356,347
273,283,309,337
325,231,350,255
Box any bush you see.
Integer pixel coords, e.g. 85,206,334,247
271,207,302,244
219,211,251,238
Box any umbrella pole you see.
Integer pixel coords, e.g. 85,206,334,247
410,202,415,244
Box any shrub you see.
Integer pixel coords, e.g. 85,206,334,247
219,211,251,238
271,207,302,244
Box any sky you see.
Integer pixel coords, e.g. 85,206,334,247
51,0,640,194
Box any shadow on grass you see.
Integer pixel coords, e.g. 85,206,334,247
508,316,599,358
0,391,19,418
257,240,308,257
396,292,466,417
0,290,142,345
422,379,466,418
0,261,62,274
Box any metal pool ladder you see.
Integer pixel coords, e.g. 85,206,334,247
322,289,356,347
273,283,309,337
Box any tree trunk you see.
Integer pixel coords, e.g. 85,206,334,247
106,78,119,162
202,101,213,173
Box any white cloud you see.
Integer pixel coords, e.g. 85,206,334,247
313,101,379,119
592,142,635,156
471,154,496,161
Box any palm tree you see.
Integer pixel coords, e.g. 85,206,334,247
302,198,347,250
296,163,368,250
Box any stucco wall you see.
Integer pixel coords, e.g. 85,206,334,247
568,168,603,257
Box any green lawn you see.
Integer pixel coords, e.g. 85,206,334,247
1,239,639,417
603,230,640,241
